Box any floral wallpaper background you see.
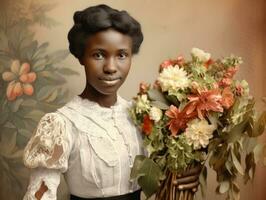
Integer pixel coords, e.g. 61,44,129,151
0,0,78,199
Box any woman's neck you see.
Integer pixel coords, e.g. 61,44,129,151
79,85,117,108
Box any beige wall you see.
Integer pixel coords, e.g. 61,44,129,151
36,0,266,199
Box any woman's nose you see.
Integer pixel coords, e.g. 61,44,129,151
103,57,117,74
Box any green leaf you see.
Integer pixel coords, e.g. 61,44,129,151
0,110,9,125
199,165,207,198
148,89,169,105
232,182,240,200
36,85,56,101
38,70,56,79
249,111,266,137
0,30,8,50
242,137,257,154
133,157,163,198
24,110,45,121
231,148,244,175
150,100,169,110
22,40,38,59
165,95,180,107
130,155,146,180
57,67,80,76
32,58,48,71
47,50,69,64
0,127,17,154
18,128,32,138
9,98,24,112
35,42,49,55
244,152,255,183
37,71,66,84
44,89,58,103
37,85,57,102
219,181,230,194
225,161,233,175
225,117,249,143
253,143,265,164
21,99,37,107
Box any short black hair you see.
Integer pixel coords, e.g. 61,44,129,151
67,4,143,59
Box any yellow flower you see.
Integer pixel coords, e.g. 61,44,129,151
2,60,37,101
149,106,162,122
157,65,190,94
184,118,216,150
135,94,150,114
191,48,211,62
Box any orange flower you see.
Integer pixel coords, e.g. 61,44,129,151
186,89,223,119
2,60,37,101
220,87,234,109
165,105,196,136
142,115,153,135
204,59,214,68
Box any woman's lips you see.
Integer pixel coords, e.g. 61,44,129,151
100,78,121,86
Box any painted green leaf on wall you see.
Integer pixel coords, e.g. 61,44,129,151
0,1,79,199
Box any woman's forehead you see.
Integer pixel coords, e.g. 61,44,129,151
85,29,132,50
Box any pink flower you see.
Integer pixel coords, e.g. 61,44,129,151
224,66,239,78
186,89,223,119
2,60,37,101
219,77,232,87
159,56,185,72
153,80,161,90
235,84,244,96
139,82,150,94
218,66,239,87
220,87,235,109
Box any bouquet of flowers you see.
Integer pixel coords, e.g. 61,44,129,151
129,48,266,200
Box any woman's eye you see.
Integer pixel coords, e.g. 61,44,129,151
92,52,104,60
118,52,128,59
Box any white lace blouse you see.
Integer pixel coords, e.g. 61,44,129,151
23,96,144,199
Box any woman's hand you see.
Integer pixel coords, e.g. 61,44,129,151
35,181,48,200
173,164,202,192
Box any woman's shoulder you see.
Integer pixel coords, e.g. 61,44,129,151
23,111,72,171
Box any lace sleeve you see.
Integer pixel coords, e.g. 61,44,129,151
23,112,71,172
23,168,61,200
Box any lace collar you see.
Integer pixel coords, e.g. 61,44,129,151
68,95,127,118
57,95,129,140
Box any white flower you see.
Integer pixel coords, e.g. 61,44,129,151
149,107,162,122
136,94,150,114
184,118,216,150
191,48,211,62
157,65,190,94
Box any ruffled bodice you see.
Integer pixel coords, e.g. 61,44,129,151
23,96,144,200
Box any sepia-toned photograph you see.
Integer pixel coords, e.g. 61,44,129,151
0,1,265,200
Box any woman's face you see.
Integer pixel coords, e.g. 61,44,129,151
80,29,133,98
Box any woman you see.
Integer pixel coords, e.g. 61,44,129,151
23,4,200,200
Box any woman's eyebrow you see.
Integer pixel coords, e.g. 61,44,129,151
118,48,130,52
90,48,106,52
